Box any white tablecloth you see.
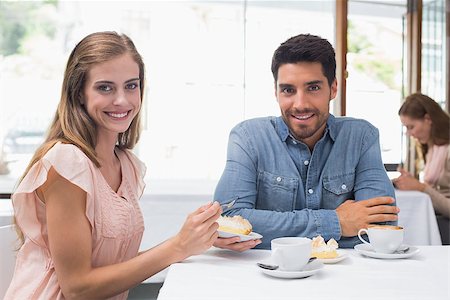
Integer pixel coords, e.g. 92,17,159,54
157,246,450,300
395,190,442,245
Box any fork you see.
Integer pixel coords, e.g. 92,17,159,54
220,198,237,212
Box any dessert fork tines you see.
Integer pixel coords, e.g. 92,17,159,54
220,199,236,212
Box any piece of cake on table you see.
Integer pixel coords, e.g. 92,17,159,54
311,235,339,259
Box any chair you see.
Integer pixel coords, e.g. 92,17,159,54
0,225,18,299
436,214,450,245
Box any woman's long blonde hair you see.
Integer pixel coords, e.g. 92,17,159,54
20,31,145,182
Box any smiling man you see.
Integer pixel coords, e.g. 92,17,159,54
214,34,398,250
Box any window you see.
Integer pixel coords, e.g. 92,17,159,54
422,0,446,107
347,0,407,168
0,1,334,195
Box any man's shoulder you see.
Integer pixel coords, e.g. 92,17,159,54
332,116,377,132
333,116,374,127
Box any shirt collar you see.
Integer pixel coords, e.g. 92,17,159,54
275,114,337,143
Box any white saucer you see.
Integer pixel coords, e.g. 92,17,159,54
317,250,348,264
217,230,263,242
259,260,323,279
354,244,420,259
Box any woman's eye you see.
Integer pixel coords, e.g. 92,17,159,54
97,85,112,92
126,82,139,90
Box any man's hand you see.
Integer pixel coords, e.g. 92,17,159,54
336,197,399,237
213,237,261,252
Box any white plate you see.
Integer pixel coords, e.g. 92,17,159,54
354,244,420,259
259,259,324,279
217,230,263,242
317,250,348,264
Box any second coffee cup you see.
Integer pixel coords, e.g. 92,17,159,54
358,225,404,254
271,237,312,271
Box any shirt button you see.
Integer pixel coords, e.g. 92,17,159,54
308,189,314,194
304,160,309,166
341,184,347,190
292,140,297,145
276,177,282,182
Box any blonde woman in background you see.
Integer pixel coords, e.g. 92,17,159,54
5,31,222,300
393,93,450,242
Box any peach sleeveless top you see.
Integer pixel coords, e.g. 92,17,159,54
5,143,146,300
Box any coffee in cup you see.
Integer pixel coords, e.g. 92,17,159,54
358,225,404,254
271,237,312,271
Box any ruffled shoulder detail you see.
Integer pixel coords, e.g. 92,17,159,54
13,142,96,247
16,142,95,195
118,148,146,199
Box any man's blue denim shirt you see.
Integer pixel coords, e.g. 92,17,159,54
214,114,396,249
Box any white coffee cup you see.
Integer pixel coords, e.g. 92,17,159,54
358,225,404,254
271,237,312,271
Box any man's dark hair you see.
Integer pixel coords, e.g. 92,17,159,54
271,34,336,87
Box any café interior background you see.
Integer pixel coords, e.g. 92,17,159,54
0,0,447,196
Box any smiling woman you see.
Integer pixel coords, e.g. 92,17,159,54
4,31,224,300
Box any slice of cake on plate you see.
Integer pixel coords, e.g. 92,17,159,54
218,215,252,235
311,235,339,259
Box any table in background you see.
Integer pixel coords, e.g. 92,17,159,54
395,190,442,245
157,246,450,300
0,200,13,227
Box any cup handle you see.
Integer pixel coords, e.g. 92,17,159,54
357,228,370,245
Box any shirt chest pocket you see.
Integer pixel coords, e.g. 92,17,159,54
322,172,355,208
256,171,298,211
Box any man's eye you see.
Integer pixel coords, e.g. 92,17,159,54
97,85,112,92
308,85,320,91
281,87,294,94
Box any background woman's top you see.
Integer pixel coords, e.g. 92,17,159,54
5,142,146,300
423,144,450,218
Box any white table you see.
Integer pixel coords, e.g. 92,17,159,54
157,246,450,300
395,190,442,245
